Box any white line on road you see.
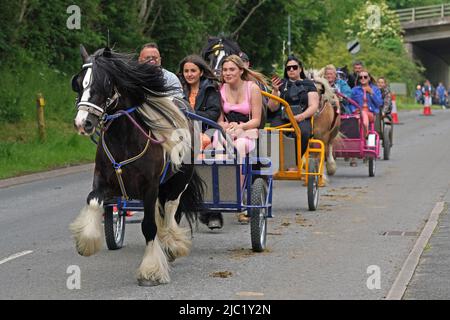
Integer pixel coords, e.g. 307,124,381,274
0,250,33,266
386,201,445,300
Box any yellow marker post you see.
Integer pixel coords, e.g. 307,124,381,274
36,93,46,142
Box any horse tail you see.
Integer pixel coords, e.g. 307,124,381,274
175,168,205,231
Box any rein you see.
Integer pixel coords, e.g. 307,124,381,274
102,107,166,145
101,107,167,200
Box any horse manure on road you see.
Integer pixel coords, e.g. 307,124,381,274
228,248,272,260
210,271,233,278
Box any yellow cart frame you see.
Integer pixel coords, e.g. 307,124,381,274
261,91,325,187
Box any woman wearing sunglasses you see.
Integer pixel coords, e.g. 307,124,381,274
349,69,383,166
268,55,319,156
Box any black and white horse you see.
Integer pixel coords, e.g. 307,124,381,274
70,45,204,286
201,36,241,75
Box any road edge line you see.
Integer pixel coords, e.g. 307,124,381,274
0,163,94,189
0,250,34,265
386,201,445,300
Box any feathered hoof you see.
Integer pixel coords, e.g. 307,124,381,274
159,227,191,260
69,200,104,257
137,278,163,287
326,163,337,176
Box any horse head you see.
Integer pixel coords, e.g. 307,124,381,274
72,45,165,135
201,36,241,76
336,65,348,82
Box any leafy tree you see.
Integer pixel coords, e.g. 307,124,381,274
344,0,402,45
387,0,448,9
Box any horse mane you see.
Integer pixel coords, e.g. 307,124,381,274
313,76,335,103
93,49,191,168
92,50,168,102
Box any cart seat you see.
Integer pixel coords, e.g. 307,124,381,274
340,114,360,139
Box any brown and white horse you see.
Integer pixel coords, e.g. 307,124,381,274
311,77,341,183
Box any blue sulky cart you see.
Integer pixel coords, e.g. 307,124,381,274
187,112,273,252
101,111,274,253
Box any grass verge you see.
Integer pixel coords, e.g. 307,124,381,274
0,119,96,179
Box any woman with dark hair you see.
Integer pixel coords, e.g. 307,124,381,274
178,54,221,127
350,69,382,135
178,55,223,229
268,55,319,156
349,69,383,167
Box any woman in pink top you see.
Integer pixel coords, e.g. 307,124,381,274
217,55,267,223
217,55,266,158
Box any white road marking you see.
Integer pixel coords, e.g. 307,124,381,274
386,201,445,300
0,250,33,266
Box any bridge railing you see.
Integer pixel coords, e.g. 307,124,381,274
396,4,450,23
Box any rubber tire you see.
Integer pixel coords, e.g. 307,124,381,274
368,157,376,177
307,159,320,211
383,126,391,160
250,178,268,252
104,205,126,250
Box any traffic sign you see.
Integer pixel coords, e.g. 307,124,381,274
347,39,360,55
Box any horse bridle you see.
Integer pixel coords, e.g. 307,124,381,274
205,43,226,75
76,62,120,120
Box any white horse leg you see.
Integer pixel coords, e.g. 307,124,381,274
137,236,170,285
158,185,191,261
69,199,104,256
326,144,337,176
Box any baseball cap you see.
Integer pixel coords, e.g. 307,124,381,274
239,52,249,62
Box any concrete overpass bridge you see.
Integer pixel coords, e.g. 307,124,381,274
397,3,450,87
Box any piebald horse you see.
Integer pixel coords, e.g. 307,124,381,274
70,45,204,286
201,36,241,76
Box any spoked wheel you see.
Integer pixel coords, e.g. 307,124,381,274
307,158,320,211
368,157,376,177
104,205,126,250
383,125,391,160
250,178,268,252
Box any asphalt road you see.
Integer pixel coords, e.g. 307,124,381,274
1,109,450,300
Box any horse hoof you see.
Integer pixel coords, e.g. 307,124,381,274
208,218,223,230
138,279,162,287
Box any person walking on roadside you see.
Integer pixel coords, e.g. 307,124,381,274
422,80,434,106
436,82,447,109
415,84,423,104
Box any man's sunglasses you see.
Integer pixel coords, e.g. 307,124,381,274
286,65,299,71
359,75,369,79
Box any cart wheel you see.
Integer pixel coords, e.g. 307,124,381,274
389,123,394,147
307,159,320,211
383,126,391,160
368,157,376,177
104,205,126,250
250,178,268,252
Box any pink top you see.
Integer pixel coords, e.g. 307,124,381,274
220,81,252,118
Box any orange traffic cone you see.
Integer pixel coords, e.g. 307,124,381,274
391,92,399,124
423,91,432,116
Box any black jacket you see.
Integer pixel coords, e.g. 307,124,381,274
347,72,360,89
189,79,221,123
